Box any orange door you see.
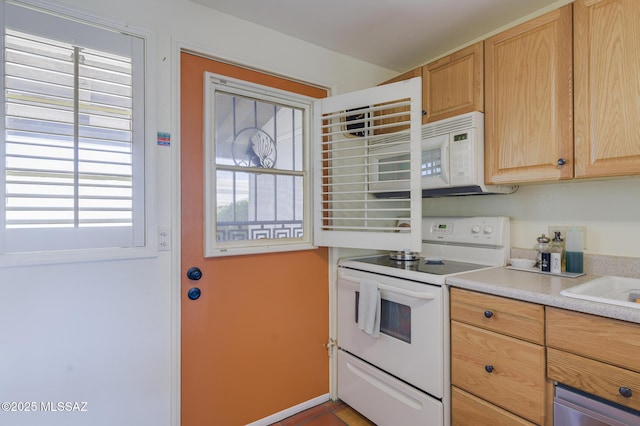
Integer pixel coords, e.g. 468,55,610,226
180,52,330,425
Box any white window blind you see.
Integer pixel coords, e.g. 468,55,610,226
2,3,146,254
313,77,423,252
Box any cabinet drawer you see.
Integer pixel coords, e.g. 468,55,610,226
452,386,536,426
451,321,546,424
546,307,640,372
451,287,544,344
547,347,640,412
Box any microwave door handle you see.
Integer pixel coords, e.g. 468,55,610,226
441,138,449,185
340,273,435,300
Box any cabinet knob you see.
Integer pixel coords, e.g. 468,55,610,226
422,110,427,116
484,310,494,319
619,387,633,398
557,158,567,166
484,365,494,373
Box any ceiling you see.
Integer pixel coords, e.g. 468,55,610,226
191,0,561,72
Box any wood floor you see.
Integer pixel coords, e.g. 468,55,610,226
269,400,375,426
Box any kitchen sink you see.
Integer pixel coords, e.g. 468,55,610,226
560,276,640,309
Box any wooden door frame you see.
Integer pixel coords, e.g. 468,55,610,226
169,40,337,426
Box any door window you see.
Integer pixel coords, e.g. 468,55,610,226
204,74,313,256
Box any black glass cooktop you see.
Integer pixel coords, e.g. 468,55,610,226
348,254,489,276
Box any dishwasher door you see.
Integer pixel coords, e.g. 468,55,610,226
554,385,640,426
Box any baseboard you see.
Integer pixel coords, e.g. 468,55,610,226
245,393,331,426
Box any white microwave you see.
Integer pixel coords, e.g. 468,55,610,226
368,112,515,197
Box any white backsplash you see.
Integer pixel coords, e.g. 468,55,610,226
422,177,640,258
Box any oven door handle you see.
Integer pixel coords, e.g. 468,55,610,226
340,273,435,300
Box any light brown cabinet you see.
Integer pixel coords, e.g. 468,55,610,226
450,288,548,425
573,0,640,178
546,307,640,412
378,42,483,127
422,41,483,123
484,4,573,184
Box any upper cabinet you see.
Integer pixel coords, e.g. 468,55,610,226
422,41,484,123
574,0,640,178
484,4,573,185
378,41,483,127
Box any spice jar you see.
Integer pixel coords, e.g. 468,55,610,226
536,234,550,272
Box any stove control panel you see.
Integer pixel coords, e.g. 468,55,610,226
423,216,509,247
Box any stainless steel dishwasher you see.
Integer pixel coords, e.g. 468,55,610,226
554,385,640,425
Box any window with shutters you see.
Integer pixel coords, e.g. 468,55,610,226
1,2,149,257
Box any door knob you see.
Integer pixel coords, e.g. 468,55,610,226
187,266,202,281
187,287,201,300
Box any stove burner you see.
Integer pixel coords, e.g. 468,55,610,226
389,250,420,261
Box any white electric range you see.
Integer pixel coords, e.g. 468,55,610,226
337,216,510,426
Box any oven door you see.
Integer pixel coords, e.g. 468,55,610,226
337,268,445,398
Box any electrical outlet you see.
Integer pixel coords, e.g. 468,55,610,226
548,225,587,250
159,227,171,251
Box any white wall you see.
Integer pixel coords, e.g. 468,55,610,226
0,1,394,425
423,177,640,258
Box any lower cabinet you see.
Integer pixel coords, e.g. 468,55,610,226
452,387,536,426
450,288,549,425
546,307,640,413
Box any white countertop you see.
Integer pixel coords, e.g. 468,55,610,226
446,267,640,324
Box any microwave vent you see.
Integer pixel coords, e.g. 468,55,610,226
368,129,411,149
368,111,484,150
422,111,483,138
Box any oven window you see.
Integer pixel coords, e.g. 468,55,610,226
356,293,411,343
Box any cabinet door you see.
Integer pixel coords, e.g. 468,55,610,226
574,0,640,178
423,41,483,123
485,5,573,184
451,321,546,424
452,387,536,426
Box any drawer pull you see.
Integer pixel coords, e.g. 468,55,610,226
484,365,494,373
484,310,494,318
619,387,633,398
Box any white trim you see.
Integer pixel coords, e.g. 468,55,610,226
245,394,331,426
170,38,182,426
7,0,148,36
328,247,339,400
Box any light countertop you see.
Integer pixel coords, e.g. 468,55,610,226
446,267,640,324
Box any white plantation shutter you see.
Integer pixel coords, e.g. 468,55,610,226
2,3,146,253
313,77,422,252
